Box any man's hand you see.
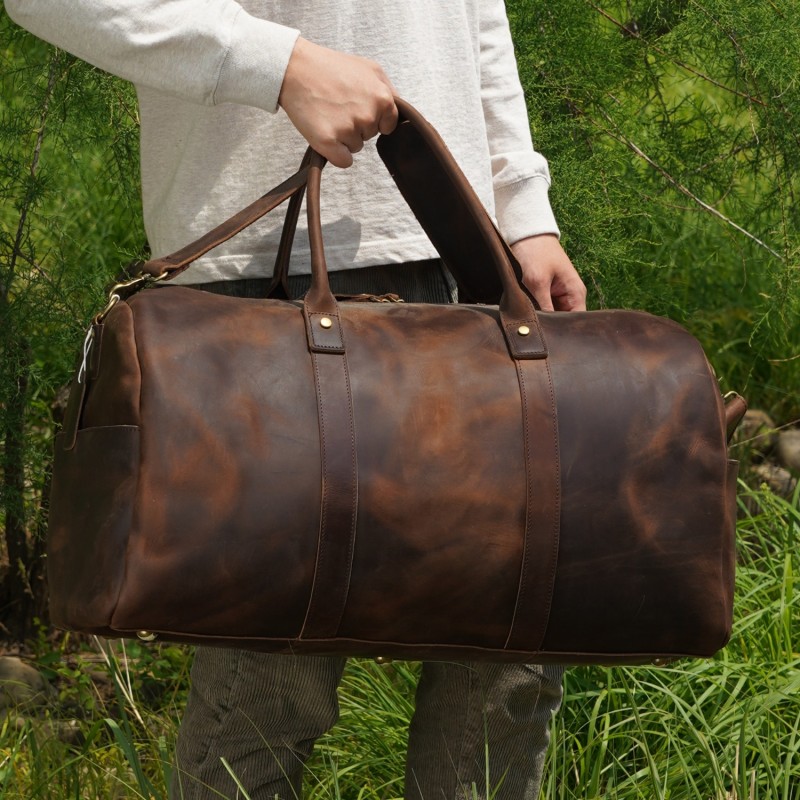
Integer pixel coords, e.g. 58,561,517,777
511,234,586,312
279,37,398,168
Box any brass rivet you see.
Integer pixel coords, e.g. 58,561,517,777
320,317,333,329
374,656,393,665
518,325,531,336
137,630,158,642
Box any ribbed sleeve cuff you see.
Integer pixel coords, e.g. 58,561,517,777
494,175,561,244
214,10,300,113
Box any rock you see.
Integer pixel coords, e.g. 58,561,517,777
0,656,51,711
776,429,800,472
750,463,797,498
13,715,84,746
734,410,777,455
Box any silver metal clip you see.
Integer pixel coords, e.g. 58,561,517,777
77,326,95,385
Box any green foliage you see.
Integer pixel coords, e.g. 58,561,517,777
306,660,417,799
0,2,798,798
0,13,145,635
509,0,800,418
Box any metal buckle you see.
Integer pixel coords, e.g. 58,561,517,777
93,270,168,325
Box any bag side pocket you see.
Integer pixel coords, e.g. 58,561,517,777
48,426,140,635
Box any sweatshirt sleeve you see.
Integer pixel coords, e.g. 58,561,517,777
478,0,560,242
4,0,300,113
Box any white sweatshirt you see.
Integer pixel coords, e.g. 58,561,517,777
6,0,560,282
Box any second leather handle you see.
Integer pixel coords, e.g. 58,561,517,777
300,143,546,360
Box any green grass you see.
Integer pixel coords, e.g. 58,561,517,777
0,481,796,799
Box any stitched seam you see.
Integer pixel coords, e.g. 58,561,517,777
210,6,241,105
136,627,691,660
503,322,546,356
309,313,344,350
299,351,328,639
504,360,532,649
334,349,358,636
534,357,561,651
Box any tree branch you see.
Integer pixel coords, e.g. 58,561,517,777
583,0,767,107
589,107,783,260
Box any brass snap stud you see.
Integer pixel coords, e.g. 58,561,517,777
518,325,531,336
137,630,158,642
374,656,393,665
320,317,333,329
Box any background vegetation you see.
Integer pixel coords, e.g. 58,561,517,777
0,0,798,797
510,0,799,417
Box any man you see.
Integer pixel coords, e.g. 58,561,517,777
7,1,586,797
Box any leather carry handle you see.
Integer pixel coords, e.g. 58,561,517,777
138,99,547,359
296,117,547,359
266,147,314,300
269,97,518,305
377,99,511,305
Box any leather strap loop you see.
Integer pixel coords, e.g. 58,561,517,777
297,153,358,640
303,153,339,314
301,154,347,353
381,99,547,358
298,344,359,640
504,357,561,651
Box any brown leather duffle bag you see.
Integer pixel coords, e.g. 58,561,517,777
48,100,746,664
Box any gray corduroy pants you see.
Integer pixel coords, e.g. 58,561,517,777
171,651,563,800
170,262,564,800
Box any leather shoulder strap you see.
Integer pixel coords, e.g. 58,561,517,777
139,167,310,281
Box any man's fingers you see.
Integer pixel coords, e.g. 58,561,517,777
512,235,586,313
322,140,354,169
529,282,555,312
279,38,399,169
378,98,399,135
554,278,587,312
535,294,556,312
339,128,365,155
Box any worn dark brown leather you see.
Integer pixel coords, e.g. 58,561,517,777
299,331,359,640
47,101,744,663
